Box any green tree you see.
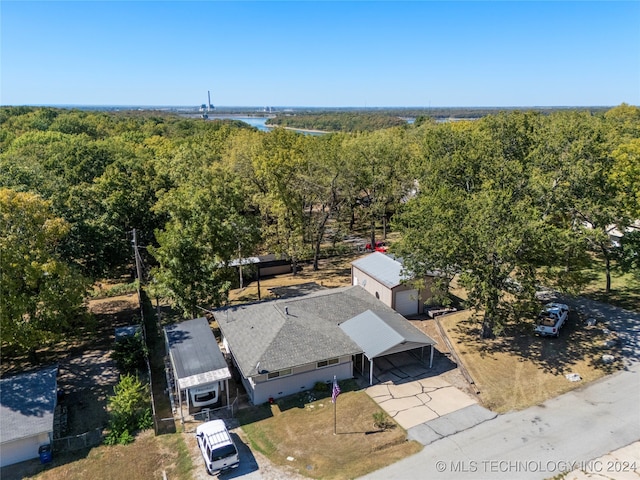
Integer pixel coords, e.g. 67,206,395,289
300,134,349,270
105,374,152,445
112,331,148,376
251,128,308,273
530,111,622,294
342,128,415,248
150,166,259,317
610,138,640,219
396,116,562,336
0,189,88,360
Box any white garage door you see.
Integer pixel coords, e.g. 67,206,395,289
395,290,419,316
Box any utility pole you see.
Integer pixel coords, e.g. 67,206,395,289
132,228,143,307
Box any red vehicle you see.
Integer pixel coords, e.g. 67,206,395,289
365,241,387,252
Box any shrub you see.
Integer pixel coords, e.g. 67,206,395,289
373,411,395,431
105,374,152,445
112,331,148,375
314,381,329,392
91,281,139,298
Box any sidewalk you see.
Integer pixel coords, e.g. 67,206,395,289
563,441,640,480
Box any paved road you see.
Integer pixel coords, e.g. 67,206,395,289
362,298,640,480
362,362,640,479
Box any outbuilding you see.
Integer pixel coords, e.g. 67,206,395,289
0,365,58,467
351,252,436,316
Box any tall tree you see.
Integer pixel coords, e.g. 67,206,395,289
342,128,414,248
396,116,561,336
0,189,88,361
251,128,308,273
298,134,349,270
530,111,620,293
149,166,259,317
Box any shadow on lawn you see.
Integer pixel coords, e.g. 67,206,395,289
584,286,640,313
454,311,623,376
0,448,95,480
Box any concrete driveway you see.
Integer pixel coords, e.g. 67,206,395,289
367,376,479,429
364,350,491,432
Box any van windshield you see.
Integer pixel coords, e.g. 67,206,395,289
211,444,237,461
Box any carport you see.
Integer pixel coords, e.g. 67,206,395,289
340,310,436,385
164,318,232,423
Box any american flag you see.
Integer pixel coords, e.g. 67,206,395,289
331,376,341,403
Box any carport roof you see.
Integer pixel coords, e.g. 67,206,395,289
340,310,436,359
164,317,231,390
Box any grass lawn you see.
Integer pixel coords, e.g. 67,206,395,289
580,267,640,312
237,382,422,480
440,310,623,413
21,431,193,480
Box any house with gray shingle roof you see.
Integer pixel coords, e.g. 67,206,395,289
0,365,58,467
214,286,435,405
351,252,437,316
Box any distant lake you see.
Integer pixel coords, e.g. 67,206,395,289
206,115,325,135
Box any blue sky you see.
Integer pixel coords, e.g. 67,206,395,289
2,1,639,107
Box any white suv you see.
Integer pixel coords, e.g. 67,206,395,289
196,419,239,475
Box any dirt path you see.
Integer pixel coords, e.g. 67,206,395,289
54,294,140,436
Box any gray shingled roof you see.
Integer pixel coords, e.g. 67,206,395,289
340,310,436,358
351,252,409,288
215,286,413,377
164,318,231,390
0,365,58,444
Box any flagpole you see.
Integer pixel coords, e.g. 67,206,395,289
331,375,340,435
333,377,337,435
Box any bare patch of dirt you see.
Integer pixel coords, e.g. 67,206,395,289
228,253,362,305
54,294,140,436
57,349,119,436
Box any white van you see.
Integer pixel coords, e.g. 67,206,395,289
190,382,219,408
196,419,240,475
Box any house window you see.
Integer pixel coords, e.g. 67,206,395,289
317,358,339,368
267,368,292,379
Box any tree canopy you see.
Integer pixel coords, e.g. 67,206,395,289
1,104,638,343
0,188,89,357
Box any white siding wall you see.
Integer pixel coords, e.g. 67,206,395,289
0,432,50,467
248,358,352,405
352,267,393,308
